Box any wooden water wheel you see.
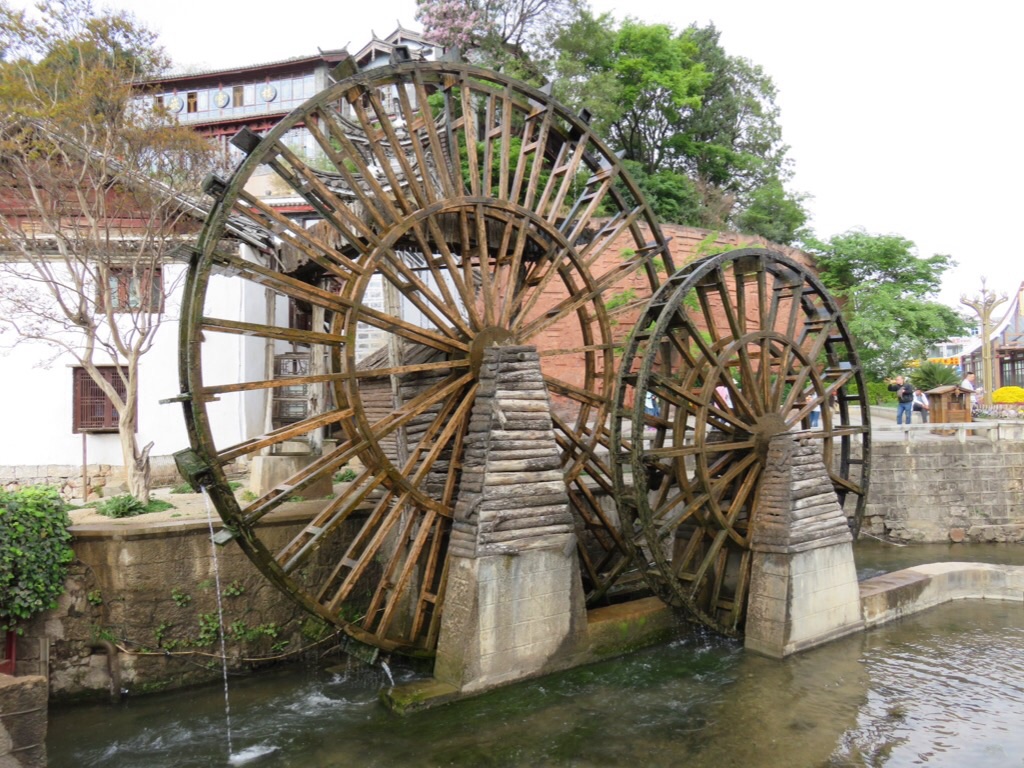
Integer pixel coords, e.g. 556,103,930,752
177,62,672,655
611,249,870,637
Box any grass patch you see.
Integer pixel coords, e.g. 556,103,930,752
96,495,175,519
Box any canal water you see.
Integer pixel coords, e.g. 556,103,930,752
48,543,1024,767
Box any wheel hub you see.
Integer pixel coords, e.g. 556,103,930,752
752,412,790,461
469,326,517,378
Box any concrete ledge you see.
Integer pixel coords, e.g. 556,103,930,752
68,500,364,540
383,595,676,713
582,596,676,660
860,562,1024,628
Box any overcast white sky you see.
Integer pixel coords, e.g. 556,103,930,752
16,0,1023,309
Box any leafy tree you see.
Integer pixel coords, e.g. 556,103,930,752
622,160,700,224
804,229,969,378
0,0,213,502
550,17,804,241
733,178,807,245
414,0,583,82
599,21,708,175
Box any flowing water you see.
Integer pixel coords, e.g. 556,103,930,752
202,488,234,757
47,543,1024,767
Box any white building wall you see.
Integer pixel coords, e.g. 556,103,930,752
0,256,268,483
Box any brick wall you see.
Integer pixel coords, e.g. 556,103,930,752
536,221,812,416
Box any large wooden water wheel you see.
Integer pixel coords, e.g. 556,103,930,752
177,62,672,655
611,249,870,637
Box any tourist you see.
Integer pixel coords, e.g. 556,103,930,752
912,388,930,423
887,375,914,425
714,384,733,410
805,391,821,428
960,370,982,407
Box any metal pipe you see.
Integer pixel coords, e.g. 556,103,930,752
88,640,121,702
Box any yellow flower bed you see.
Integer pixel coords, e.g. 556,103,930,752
992,386,1024,404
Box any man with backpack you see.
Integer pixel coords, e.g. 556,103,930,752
887,375,915,425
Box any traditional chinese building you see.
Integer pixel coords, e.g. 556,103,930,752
957,282,1024,390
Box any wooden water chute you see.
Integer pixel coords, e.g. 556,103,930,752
175,61,675,656
611,249,872,637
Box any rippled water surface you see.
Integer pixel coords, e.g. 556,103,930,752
48,545,1024,767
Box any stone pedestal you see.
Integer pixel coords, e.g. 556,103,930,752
744,434,863,658
433,346,587,693
249,454,333,499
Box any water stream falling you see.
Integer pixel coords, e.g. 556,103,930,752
379,658,395,689
200,487,234,759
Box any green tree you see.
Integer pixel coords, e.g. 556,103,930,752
678,24,806,240
805,230,969,378
551,17,709,222
733,178,807,245
600,21,708,174
414,0,583,83
551,17,804,241
0,0,213,503
622,160,700,223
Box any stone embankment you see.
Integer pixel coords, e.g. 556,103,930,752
864,434,1024,544
860,562,1024,626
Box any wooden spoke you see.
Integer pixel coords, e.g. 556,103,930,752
612,248,871,638
217,408,355,464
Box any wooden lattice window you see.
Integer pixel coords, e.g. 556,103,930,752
72,367,126,433
272,353,309,428
107,267,163,313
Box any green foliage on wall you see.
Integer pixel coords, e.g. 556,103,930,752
0,486,75,633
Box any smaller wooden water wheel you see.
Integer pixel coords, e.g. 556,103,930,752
611,249,870,636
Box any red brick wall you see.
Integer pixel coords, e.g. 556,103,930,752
536,222,815,415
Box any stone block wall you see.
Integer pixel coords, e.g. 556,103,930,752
0,456,246,500
864,439,1024,543
0,674,47,767
9,514,349,701
0,456,186,499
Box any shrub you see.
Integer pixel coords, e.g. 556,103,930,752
96,494,146,518
993,386,1024,404
93,495,172,520
0,486,75,632
96,495,173,518
912,361,960,392
866,381,895,405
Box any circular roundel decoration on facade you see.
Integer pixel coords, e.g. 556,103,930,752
166,95,184,113
260,84,277,102
214,91,230,109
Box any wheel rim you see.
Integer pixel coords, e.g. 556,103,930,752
612,248,870,637
179,62,671,653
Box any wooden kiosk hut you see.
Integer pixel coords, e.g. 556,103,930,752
926,385,973,433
